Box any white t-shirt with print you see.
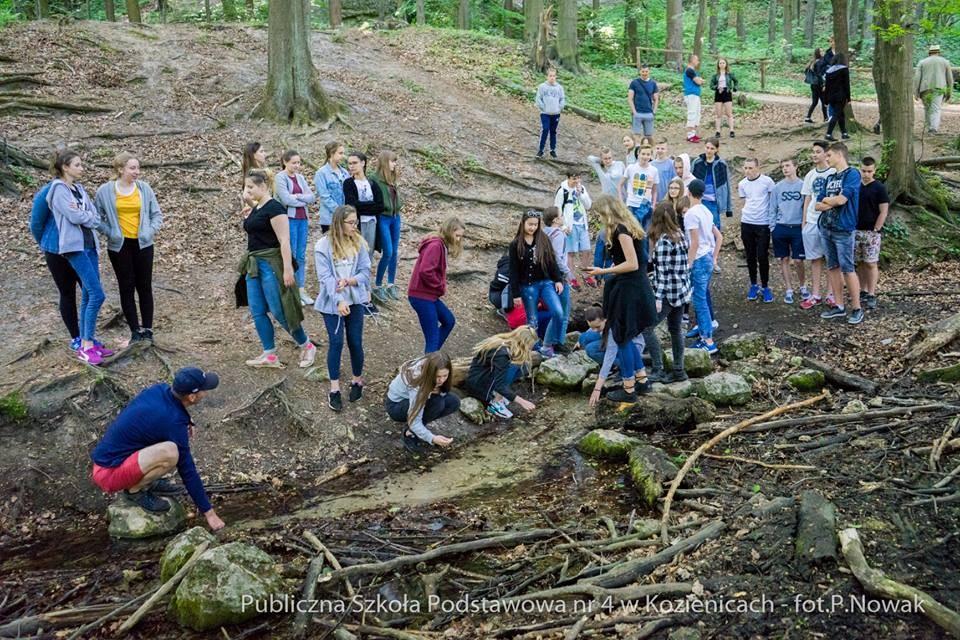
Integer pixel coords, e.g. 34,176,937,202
624,162,659,208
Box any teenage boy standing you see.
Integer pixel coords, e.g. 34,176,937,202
651,140,677,201
535,68,565,158
769,158,806,304
800,141,836,309
619,145,659,232
684,179,723,354
628,64,659,137
682,55,704,143
555,170,596,289
855,156,890,310
737,158,776,303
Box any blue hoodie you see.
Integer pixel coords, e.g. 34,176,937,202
29,182,59,253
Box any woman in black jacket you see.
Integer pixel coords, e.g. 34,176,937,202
508,210,565,357
343,152,385,255
824,53,851,140
465,325,538,420
804,48,828,123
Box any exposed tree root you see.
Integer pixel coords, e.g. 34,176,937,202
423,188,545,211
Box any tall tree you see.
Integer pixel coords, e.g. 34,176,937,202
708,2,718,53
416,0,425,24
330,0,342,27
693,0,707,58
557,0,580,71
861,0,874,46
524,0,543,44
767,0,778,46
665,0,684,68
831,0,850,59
848,0,860,44
104,0,115,20
204,0,211,20
246,0,255,13
504,0,516,37
36,0,49,18
804,0,816,45
126,0,141,22
783,0,794,60
624,0,639,64
457,0,470,29
223,0,238,20
255,0,337,126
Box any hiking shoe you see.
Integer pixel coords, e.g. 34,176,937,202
149,477,182,496
328,391,343,412
800,286,811,300
865,293,878,310
584,276,599,288
70,337,82,351
246,352,283,368
130,330,146,344
570,279,582,291
635,379,653,395
747,284,760,301
537,344,556,359
124,489,170,513
299,288,315,306
387,284,401,301
607,387,638,403
93,341,114,357
820,307,847,320
349,382,364,402
77,346,103,366
841,133,851,140
666,369,689,383
761,287,774,303
536,150,544,158
784,289,795,304
299,342,317,368
550,150,558,158
800,296,821,310
647,369,668,383
847,308,865,324
804,117,814,124
730,131,735,138
487,402,513,419
141,329,155,342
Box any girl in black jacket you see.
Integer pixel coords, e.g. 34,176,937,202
508,210,565,357
465,325,538,420
343,152,385,255
804,48,829,123
824,53,852,140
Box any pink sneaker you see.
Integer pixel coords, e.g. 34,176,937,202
93,341,114,357
825,294,837,308
77,346,103,366
799,296,821,310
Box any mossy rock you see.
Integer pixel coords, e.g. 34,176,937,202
795,491,837,568
459,396,489,424
161,527,218,582
841,399,867,414
651,379,694,398
171,542,283,631
565,331,581,350
577,429,642,462
535,351,599,390
917,362,960,383
304,367,330,383
108,496,187,540
727,360,767,383
692,372,753,406
787,369,826,392
595,393,715,432
662,348,714,378
628,445,678,507
717,332,767,360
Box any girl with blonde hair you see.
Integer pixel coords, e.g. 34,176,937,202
465,325,538,419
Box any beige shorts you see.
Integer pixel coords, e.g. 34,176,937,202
684,94,702,128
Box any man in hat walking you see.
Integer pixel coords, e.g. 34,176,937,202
90,367,226,530
915,44,954,134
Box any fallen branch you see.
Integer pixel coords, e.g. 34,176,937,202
908,491,960,507
80,129,190,140
906,311,960,364
95,158,206,169
5,337,52,365
222,377,287,421
743,403,955,433
292,546,325,639
701,452,817,471
218,143,242,169
661,391,830,544
118,540,211,633
0,604,119,638
0,96,112,113
931,416,960,472
917,155,960,167
800,356,878,395
839,528,960,638
461,164,553,193
304,530,355,598
315,457,372,488
501,578,696,606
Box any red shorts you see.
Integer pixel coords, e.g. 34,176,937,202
92,451,144,493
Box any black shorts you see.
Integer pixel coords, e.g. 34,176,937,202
714,90,733,104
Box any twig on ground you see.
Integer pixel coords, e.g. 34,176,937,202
701,452,817,471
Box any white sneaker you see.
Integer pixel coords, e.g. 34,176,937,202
246,352,284,368
299,342,317,368
487,401,513,419
711,320,719,330
299,288,315,305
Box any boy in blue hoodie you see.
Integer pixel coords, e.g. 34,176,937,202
535,68,565,158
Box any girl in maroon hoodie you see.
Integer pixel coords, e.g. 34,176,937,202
407,217,466,353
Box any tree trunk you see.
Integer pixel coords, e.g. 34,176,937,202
693,0,707,58
222,0,238,20
873,0,947,212
416,0,425,24
330,0,342,27
665,0,683,68
255,0,337,126
524,0,542,44
736,1,746,43
803,0,815,46
36,0,48,18
246,0,255,14
767,0,777,47
157,0,166,22
624,0,638,63
504,0,515,37
457,0,470,29
783,0,793,60
861,0,873,46
593,0,599,10
557,0,580,71
831,0,850,59
708,2,718,53
204,0,211,20
104,0,116,20
125,0,141,22
848,0,860,46
378,0,386,21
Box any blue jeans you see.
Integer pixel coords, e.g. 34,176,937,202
520,280,564,338
690,255,715,339
822,227,856,273
585,338,641,372
539,113,560,153
703,199,721,230
631,111,654,136
593,232,614,281
64,248,105,342
409,296,455,353
322,306,364,380
628,203,652,231
545,282,570,347
246,258,308,351
288,218,309,288
376,214,401,286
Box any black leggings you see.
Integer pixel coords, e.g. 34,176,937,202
107,239,155,332
740,223,771,288
385,394,461,429
807,85,827,120
44,252,80,340
826,101,847,136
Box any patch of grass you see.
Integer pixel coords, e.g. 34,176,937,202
10,165,37,187
412,144,453,180
400,78,425,94
0,391,27,421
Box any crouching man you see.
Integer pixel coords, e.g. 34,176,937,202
90,367,225,531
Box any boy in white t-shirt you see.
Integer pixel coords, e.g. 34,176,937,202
555,170,595,289
799,140,837,309
619,145,659,230
684,179,723,354
737,158,776,303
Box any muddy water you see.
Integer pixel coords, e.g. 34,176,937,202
236,396,596,531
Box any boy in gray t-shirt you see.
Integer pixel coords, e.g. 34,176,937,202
769,158,806,304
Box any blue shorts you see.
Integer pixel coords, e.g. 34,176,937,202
822,227,855,273
772,224,805,259
566,224,591,253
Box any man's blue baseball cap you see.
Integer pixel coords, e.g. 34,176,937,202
173,367,220,395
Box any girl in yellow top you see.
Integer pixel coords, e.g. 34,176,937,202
94,152,163,343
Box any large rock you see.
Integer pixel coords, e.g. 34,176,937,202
651,379,694,398
596,393,715,432
161,527,218,582
535,351,599,390
458,396,489,424
577,429,642,462
795,491,837,569
727,360,767,383
628,445,679,506
841,399,867,414
662,348,714,378
171,542,284,631
693,372,752,406
108,496,187,540
718,332,767,360
787,369,826,392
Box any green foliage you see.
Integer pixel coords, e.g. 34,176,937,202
10,166,37,187
0,0,21,27
0,391,27,421
412,145,453,179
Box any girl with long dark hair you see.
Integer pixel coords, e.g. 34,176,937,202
386,351,460,450
508,210,565,358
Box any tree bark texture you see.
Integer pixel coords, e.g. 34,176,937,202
767,0,778,46
848,0,860,45
246,0,255,13
458,0,470,29
524,0,543,45
330,0,343,28
204,0,211,20
624,0,638,64
557,0,580,71
125,0,142,22
861,0,874,46
693,0,707,58
831,0,850,59
804,0,815,46
222,0,238,20
256,0,337,126
708,2,718,53
736,2,746,42
666,0,683,68
36,0,49,18
416,0,425,24
783,0,794,60
104,0,115,20
504,0,515,37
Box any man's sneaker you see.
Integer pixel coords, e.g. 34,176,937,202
800,296,821,310
140,328,154,342
847,308,865,324
784,289,795,304
825,134,836,141
820,307,847,320
328,391,343,412
761,287,774,303
584,276,599,288
686,325,700,338
553,343,573,356
77,346,103,366
123,489,170,513
349,382,364,402
70,337,82,351
550,150,558,158
693,339,719,355
299,342,317,368
130,330,146,344
865,293,878,310
487,402,513,419
92,341,114,357
825,294,838,307
246,352,283,368
647,369,668,383
149,477,182,496
570,279,582,291
536,150,544,158
800,286,811,300
747,284,761,301
606,387,638,403
729,131,735,138
804,117,814,124
666,369,689,383
841,133,851,140
859,290,867,302
299,288,315,306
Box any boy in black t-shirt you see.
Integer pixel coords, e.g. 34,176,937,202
854,157,890,310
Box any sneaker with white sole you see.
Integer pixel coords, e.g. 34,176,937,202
77,346,103,366
847,308,865,324
820,307,847,320
299,342,317,368
487,402,513,419
800,286,811,300
246,352,283,368
784,289,794,304
299,288,315,306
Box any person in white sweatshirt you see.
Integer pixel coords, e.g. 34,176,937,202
586,148,626,199
554,170,594,289
535,68,565,158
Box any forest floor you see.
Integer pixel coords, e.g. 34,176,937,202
1,20,960,640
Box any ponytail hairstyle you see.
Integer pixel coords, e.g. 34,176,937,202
400,352,453,426
473,325,538,366
112,151,138,180
649,201,683,244
329,204,365,260
325,141,344,163
377,150,399,186
242,142,263,185
281,149,300,171
433,216,465,259
51,148,81,178
245,170,269,189
513,210,557,275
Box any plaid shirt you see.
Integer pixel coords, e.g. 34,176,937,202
653,234,692,307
